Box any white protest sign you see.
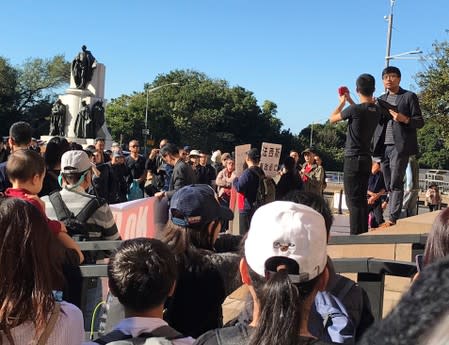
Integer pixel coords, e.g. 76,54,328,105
260,142,282,177
235,144,251,176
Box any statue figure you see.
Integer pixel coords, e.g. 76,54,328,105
49,99,66,136
71,45,96,89
92,100,105,136
74,101,94,138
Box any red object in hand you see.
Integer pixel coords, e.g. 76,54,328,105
338,86,349,96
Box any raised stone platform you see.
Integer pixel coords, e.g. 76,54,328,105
328,210,440,317
223,209,441,322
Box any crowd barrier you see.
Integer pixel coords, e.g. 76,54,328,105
77,236,419,323
329,233,426,262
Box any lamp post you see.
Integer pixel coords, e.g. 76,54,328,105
143,82,179,155
384,0,422,67
386,50,423,66
384,0,395,67
310,122,314,148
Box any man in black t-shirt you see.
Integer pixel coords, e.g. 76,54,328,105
330,74,380,234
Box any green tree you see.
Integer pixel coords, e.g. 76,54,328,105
418,116,449,168
298,121,346,171
106,69,286,152
0,55,70,136
17,55,70,112
414,37,449,168
0,57,20,131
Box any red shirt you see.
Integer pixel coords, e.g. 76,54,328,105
5,188,62,235
302,164,313,182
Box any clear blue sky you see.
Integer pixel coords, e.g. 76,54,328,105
1,0,447,134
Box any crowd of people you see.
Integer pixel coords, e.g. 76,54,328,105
1,65,448,345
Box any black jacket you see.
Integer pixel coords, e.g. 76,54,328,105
372,87,424,156
166,159,197,199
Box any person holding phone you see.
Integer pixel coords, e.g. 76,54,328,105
330,74,381,235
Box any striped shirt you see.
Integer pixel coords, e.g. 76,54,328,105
384,93,398,145
43,186,120,240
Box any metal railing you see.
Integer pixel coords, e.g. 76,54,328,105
333,258,416,320
326,171,344,184
329,233,426,263
77,239,419,323
327,170,449,194
419,178,449,193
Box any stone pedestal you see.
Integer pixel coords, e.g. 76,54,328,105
43,63,112,148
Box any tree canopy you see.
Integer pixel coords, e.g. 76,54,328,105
415,37,449,169
0,55,70,136
106,69,299,155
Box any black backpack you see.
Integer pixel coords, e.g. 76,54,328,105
93,325,185,345
48,191,105,240
249,168,276,209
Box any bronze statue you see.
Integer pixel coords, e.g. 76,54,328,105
74,101,94,138
49,99,66,136
92,100,105,136
71,45,96,89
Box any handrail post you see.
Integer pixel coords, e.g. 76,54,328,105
357,272,385,321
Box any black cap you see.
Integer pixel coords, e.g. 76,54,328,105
170,184,234,227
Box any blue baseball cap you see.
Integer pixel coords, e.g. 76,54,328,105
170,184,234,227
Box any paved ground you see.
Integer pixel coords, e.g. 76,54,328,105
329,204,434,237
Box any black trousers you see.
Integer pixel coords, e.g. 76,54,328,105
368,200,384,228
344,155,371,235
381,145,409,223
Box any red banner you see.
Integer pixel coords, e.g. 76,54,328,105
110,197,169,240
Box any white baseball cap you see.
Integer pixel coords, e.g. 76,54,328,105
61,150,93,174
245,201,327,283
189,149,200,157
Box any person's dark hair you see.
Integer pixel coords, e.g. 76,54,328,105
69,142,83,150
356,73,375,97
423,207,449,266
84,149,94,158
44,137,70,169
62,172,85,186
160,143,179,157
0,198,65,340
9,121,32,146
6,149,45,182
382,66,401,79
246,148,260,164
85,145,96,154
95,137,105,143
282,190,333,236
247,264,322,345
108,238,177,312
162,220,219,256
283,156,295,172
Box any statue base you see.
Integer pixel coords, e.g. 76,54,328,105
41,135,113,150
53,62,112,143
